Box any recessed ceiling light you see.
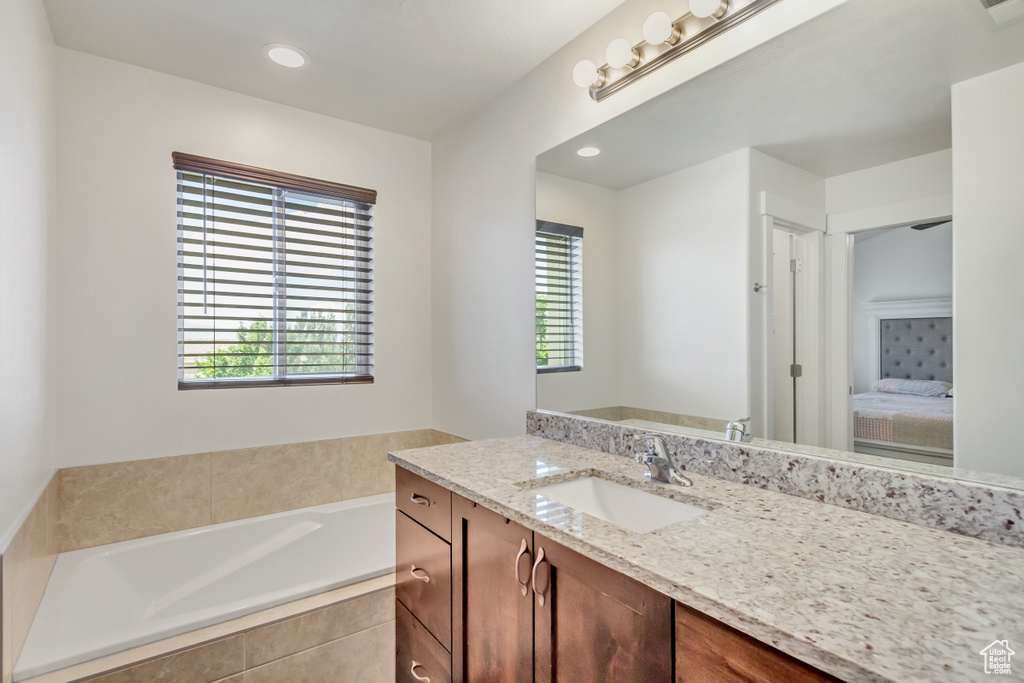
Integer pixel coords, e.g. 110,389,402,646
262,43,309,69
577,147,600,157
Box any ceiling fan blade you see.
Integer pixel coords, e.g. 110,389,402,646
911,219,952,231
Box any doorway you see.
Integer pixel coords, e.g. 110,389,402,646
754,206,824,447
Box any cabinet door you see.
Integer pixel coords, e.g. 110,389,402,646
452,495,534,683
532,534,672,683
396,510,452,650
397,600,452,683
675,602,838,683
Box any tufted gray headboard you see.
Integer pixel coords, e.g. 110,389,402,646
879,317,953,383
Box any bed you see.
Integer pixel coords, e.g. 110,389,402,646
853,302,953,466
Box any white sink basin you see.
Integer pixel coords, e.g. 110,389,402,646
532,477,708,533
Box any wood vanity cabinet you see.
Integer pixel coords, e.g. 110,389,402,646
395,469,835,683
675,603,838,683
532,533,672,682
395,468,453,683
451,494,535,683
450,494,671,683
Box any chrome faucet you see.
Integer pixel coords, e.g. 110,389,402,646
632,434,693,487
725,417,753,443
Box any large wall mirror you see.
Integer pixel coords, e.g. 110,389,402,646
534,0,1024,483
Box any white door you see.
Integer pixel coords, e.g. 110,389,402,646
772,230,796,442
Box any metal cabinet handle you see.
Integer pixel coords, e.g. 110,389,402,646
514,538,531,597
531,546,548,607
410,661,430,682
410,493,430,506
409,565,430,583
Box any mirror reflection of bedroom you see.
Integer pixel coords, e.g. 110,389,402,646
534,0,1024,479
849,221,953,466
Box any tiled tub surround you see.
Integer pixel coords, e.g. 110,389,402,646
17,494,395,680
528,410,1024,548
569,405,729,432
59,428,464,551
0,428,463,683
390,437,1024,682
26,583,396,683
1,477,59,683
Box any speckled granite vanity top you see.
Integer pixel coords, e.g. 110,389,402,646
389,436,1024,683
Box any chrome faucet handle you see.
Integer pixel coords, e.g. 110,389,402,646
631,434,693,486
632,433,668,460
725,418,752,443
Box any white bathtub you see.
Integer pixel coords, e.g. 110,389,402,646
15,493,396,681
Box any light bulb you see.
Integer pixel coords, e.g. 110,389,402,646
642,12,679,46
577,147,600,157
263,43,309,68
572,60,601,88
689,0,729,19
605,38,639,69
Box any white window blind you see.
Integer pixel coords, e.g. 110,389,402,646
535,220,583,373
175,154,374,388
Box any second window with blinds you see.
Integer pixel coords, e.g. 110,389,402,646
535,220,583,373
175,153,376,389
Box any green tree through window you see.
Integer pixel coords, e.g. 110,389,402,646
194,310,358,378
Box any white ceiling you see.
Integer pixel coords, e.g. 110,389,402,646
42,0,626,141
537,0,1024,189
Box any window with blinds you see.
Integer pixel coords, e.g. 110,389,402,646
535,220,583,373
174,153,375,389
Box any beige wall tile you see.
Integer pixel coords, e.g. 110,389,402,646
339,429,434,500
59,454,211,552
245,621,395,683
210,440,347,524
210,430,462,523
2,475,59,683
428,429,467,445
246,588,394,668
83,634,244,683
211,676,243,683
54,429,469,548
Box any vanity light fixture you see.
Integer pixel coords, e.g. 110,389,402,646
689,0,730,19
572,60,604,88
573,0,783,102
263,43,309,69
642,12,682,46
576,147,601,157
605,38,640,69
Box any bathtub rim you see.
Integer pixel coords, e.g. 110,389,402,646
19,575,396,683
15,493,396,682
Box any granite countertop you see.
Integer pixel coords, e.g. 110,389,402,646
389,436,1024,683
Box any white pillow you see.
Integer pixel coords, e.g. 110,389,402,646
871,378,952,397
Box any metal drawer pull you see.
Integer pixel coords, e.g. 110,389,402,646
514,538,531,597
410,661,430,682
410,565,430,583
531,546,548,607
410,493,430,506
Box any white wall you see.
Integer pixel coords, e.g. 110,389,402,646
851,224,953,393
0,0,57,547
825,149,952,233
952,61,1024,476
55,50,433,468
430,0,848,440
535,173,619,413
615,150,752,420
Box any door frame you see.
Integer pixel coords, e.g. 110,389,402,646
753,192,826,445
823,192,952,451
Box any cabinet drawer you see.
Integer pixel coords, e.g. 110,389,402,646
397,467,452,542
397,600,452,683
396,510,452,650
675,602,837,682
